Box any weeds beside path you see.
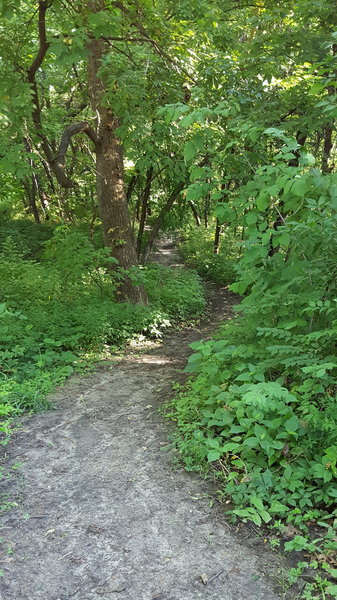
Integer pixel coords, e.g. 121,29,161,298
0,238,283,600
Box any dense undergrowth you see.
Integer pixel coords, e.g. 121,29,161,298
179,225,238,286
168,202,337,598
0,220,205,441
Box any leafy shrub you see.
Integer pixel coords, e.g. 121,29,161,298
143,263,206,320
43,226,118,298
176,328,337,516
179,225,238,285
0,219,54,259
168,193,337,584
0,227,206,420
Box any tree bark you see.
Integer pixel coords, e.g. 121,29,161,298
136,166,153,258
23,177,41,224
126,173,139,203
87,16,147,303
214,219,221,254
322,124,333,174
189,201,201,226
204,194,210,228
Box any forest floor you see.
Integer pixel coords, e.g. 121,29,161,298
0,239,285,600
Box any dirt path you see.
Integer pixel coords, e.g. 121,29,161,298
0,240,283,600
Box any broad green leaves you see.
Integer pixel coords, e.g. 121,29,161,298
214,203,235,224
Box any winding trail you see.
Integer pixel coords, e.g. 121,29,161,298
0,240,282,600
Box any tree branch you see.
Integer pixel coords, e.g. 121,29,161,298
110,2,198,84
101,36,155,43
53,122,99,188
103,39,140,68
27,1,51,83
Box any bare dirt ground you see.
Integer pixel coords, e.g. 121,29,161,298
0,240,284,600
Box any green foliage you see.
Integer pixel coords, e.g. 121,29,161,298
179,226,238,285
2,1,337,593
168,180,337,595
143,263,206,320
0,224,205,436
0,219,55,259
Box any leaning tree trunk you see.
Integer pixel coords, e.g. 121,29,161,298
189,201,201,226
87,18,147,303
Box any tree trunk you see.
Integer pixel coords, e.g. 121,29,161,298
23,177,41,224
96,118,147,303
204,193,210,228
322,125,333,174
136,166,153,258
87,13,147,303
189,201,201,226
126,173,139,203
214,219,221,254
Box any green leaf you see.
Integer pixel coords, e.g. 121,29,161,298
260,439,271,454
263,127,285,137
207,438,220,448
251,513,262,526
242,437,259,448
254,423,266,439
291,178,309,198
270,501,288,513
260,510,272,523
276,232,291,247
235,371,251,381
192,133,205,151
185,183,206,202
233,508,251,518
309,82,325,95
284,415,299,433
251,496,264,511
326,585,337,596
180,112,196,128
300,152,315,166
222,442,241,452
183,141,196,162
207,450,221,462
256,192,270,212
190,165,207,181
246,212,257,225
214,204,235,224
271,440,284,450
187,352,203,362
